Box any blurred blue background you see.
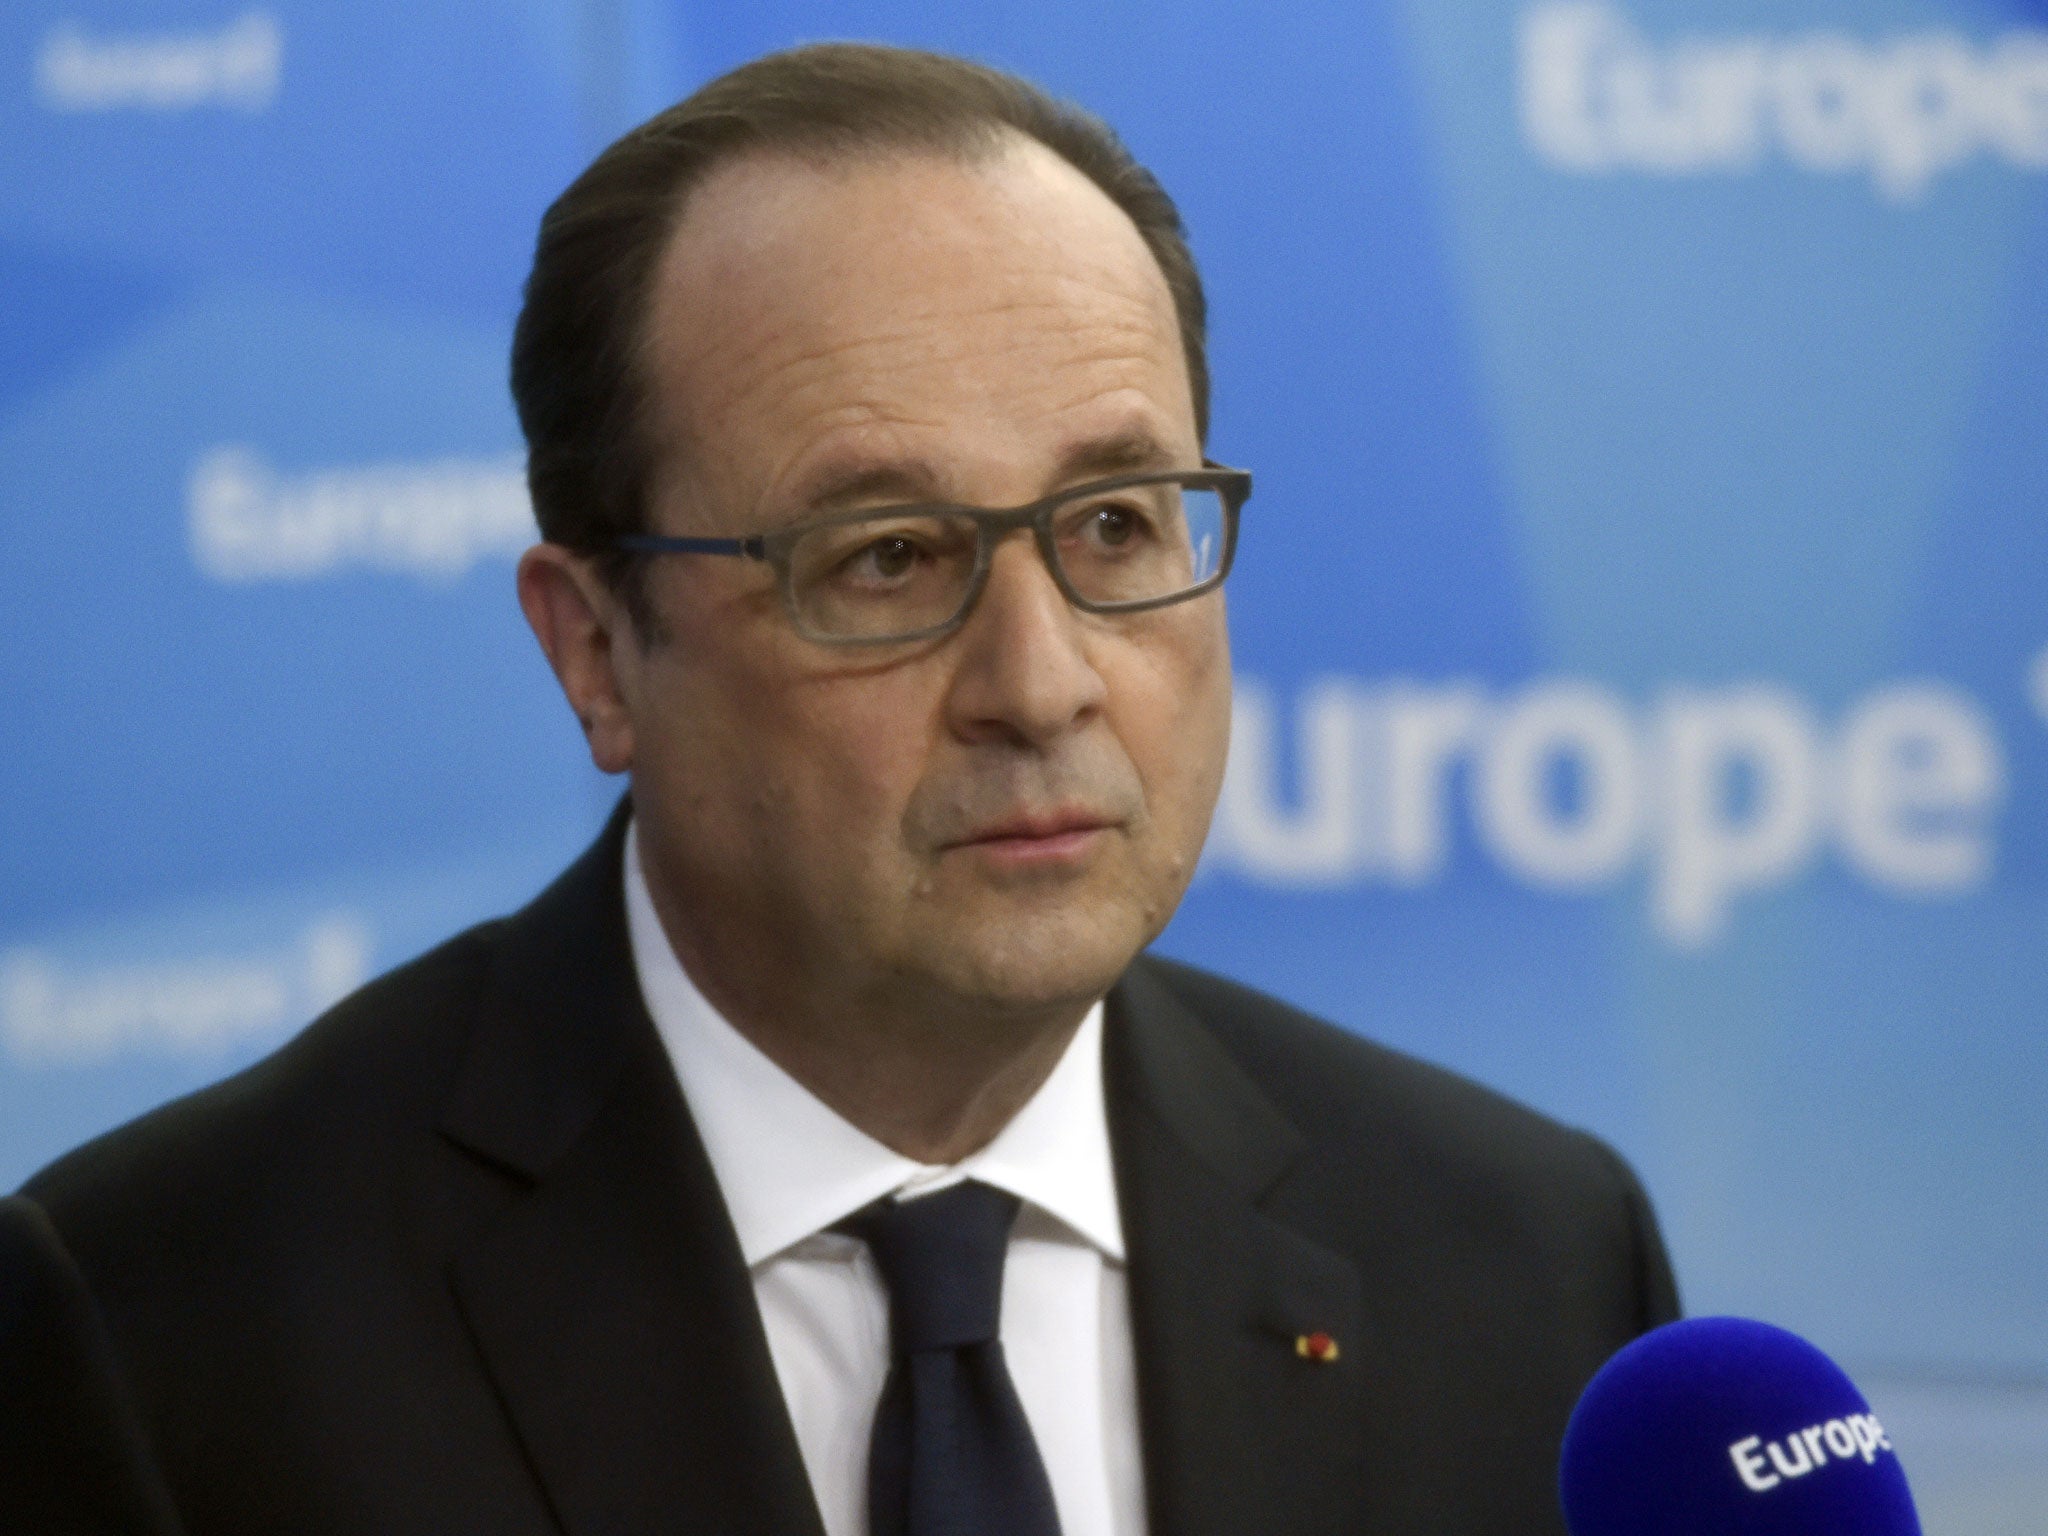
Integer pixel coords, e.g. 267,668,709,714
3,2,2042,1528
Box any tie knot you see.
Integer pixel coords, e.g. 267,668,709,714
844,1181,1019,1354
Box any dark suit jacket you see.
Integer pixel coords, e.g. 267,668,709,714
1,814,1677,1535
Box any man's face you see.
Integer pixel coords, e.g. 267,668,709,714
606,138,1231,1024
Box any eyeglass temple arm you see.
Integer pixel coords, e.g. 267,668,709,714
614,533,769,559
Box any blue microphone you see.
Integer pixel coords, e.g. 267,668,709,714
1560,1317,1920,1535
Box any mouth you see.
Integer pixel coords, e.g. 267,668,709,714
945,810,1117,868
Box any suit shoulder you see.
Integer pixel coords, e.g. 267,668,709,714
21,920,501,1230
1129,954,1680,1330
1130,953,1625,1190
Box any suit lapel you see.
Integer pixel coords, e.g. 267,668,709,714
437,808,826,1536
1108,962,1367,1536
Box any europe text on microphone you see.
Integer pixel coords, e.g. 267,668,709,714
1559,1316,1920,1536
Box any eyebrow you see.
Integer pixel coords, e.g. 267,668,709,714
802,461,944,513
795,426,1183,514
1055,427,1179,482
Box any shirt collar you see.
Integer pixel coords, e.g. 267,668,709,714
624,820,1125,1268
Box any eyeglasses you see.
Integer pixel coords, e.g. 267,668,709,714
615,466,1250,645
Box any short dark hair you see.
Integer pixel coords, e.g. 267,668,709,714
509,42,1209,620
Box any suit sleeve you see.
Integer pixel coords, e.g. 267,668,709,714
0,1195,185,1536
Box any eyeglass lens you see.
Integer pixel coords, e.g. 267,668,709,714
784,483,1228,641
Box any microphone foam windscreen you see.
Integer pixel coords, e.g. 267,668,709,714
1559,1317,1919,1536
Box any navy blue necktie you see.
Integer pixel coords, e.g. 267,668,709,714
843,1181,1064,1536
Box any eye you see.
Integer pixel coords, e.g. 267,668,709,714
1063,497,1162,553
1089,503,1141,547
854,535,920,581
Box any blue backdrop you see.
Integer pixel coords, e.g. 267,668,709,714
4,3,2043,1528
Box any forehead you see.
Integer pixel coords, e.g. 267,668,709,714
636,137,1195,509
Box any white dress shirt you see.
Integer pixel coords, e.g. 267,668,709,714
624,823,1147,1536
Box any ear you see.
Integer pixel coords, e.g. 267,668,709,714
517,544,639,775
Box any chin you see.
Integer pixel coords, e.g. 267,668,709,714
920,919,1142,1018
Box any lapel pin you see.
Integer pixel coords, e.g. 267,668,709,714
1295,1331,1340,1364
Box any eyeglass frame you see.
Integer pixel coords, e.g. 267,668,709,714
612,463,1251,646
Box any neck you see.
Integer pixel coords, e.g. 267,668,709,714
727,997,1087,1166
641,872,1090,1168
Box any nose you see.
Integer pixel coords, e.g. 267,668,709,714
942,532,1108,748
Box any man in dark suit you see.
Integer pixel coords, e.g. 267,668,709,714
1,43,1677,1536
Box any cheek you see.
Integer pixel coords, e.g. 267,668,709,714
646,577,933,821
751,671,944,849
1110,608,1233,831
